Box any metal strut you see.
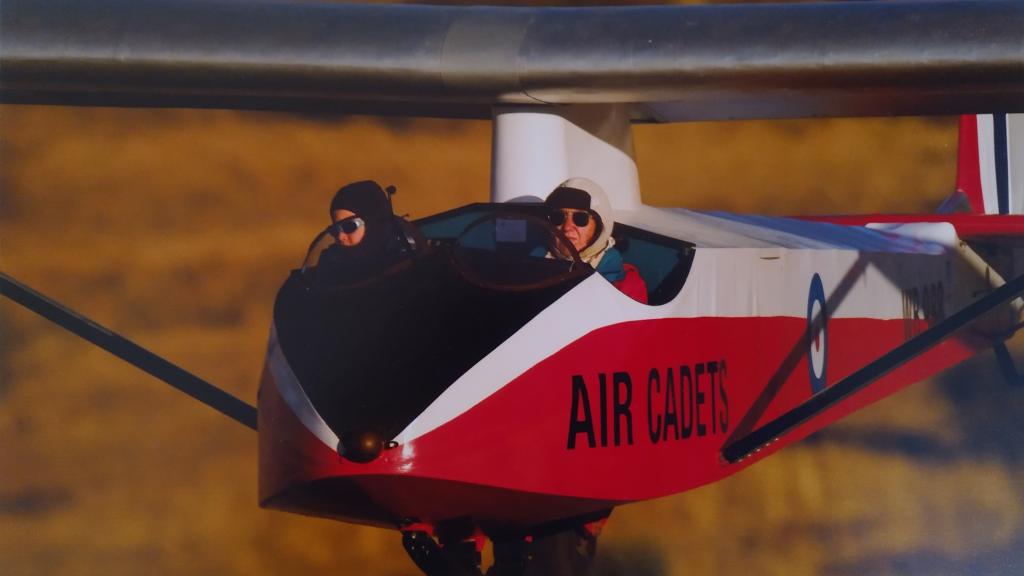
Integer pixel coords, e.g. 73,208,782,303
0,272,258,430
723,272,1024,464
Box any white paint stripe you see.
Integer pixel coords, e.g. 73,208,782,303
394,274,637,444
267,323,339,449
395,244,954,444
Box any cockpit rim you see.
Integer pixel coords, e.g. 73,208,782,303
417,202,697,306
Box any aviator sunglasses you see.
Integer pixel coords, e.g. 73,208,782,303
331,216,365,235
548,210,591,227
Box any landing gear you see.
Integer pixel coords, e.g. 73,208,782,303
401,511,610,576
489,526,600,576
402,520,483,576
402,530,482,576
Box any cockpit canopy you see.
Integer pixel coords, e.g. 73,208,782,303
449,212,582,290
418,203,696,306
301,208,583,291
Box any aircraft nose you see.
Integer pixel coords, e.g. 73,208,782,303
337,430,384,463
270,245,591,449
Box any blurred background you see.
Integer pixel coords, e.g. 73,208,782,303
2,1,1023,575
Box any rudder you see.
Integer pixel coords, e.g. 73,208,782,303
957,114,1024,215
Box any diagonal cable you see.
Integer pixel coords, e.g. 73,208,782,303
0,271,258,430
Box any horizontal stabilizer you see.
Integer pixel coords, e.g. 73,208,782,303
799,214,1024,243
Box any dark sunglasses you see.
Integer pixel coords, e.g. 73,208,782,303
548,210,591,227
331,216,365,235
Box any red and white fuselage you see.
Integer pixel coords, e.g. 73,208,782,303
259,108,1023,533
259,207,1022,531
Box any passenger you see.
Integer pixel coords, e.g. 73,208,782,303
317,180,412,284
545,178,648,303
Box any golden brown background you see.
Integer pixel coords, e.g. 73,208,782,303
2,3,1024,574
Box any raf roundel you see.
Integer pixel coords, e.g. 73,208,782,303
807,273,828,394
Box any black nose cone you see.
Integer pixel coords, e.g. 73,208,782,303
338,430,384,463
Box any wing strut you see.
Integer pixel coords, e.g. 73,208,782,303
722,273,1024,464
0,272,258,430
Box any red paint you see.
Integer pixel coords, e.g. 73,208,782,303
257,364,344,502
259,315,986,530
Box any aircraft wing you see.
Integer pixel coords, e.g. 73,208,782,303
2,0,1022,121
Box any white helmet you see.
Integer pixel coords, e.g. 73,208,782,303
546,177,614,262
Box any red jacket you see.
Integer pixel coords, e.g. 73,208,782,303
613,263,648,304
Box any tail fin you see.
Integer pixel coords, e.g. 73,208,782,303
956,114,1023,215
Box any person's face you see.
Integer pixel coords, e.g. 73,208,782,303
331,209,366,247
551,208,597,252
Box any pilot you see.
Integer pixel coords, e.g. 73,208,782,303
317,180,413,283
545,178,648,303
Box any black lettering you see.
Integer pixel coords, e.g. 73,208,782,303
695,363,707,437
599,373,609,447
612,372,634,446
647,369,661,444
929,284,938,320
567,375,595,449
902,290,912,339
901,283,950,339
931,282,945,321
708,361,718,435
680,366,693,438
719,360,729,433
937,282,945,319
663,367,679,441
